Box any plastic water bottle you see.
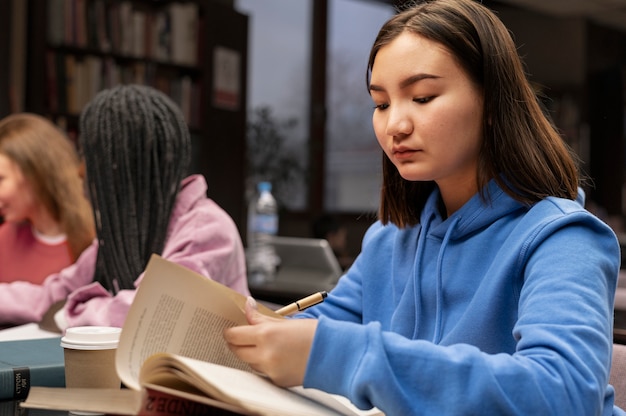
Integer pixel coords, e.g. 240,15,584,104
247,181,280,285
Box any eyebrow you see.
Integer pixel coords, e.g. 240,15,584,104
369,73,441,92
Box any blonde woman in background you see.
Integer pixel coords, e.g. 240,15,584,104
0,113,95,284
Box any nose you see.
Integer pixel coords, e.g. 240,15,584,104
385,104,413,139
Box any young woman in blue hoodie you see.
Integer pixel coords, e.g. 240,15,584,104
225,0,622,414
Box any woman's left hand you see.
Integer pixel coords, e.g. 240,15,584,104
224,297,318,387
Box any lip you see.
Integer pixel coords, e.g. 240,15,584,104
392,146,419,160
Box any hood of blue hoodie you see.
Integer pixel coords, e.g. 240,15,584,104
424,179,526,240
384,180,589,346
396,180,526,344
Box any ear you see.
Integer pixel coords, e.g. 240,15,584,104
78,160,86,180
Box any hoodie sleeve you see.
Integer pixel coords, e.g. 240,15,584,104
61,191,248,330
302,213,620,415
296,221,385,323
0,241,98,326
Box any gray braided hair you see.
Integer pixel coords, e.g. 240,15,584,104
79,84,191,293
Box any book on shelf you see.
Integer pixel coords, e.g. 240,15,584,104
64,54,78,115
9,0,27,113
0,336,65,401
22,255,383,416
169,2,199,66
50,0,199,65
47,0,65,46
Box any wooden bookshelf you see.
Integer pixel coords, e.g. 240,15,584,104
24,0,248,237
0,1,11,118
28,0,204,128
0,0,29,118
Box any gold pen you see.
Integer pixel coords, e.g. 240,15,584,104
275,291,328,316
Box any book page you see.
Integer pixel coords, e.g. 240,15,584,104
117,256,382,416
117,254,281,390
139,354,360,416
290,388,384,416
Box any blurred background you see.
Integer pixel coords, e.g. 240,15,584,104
1,0,625,258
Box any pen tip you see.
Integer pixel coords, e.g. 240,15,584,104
321,291,328,298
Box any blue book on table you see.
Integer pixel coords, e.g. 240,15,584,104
0,337,64,400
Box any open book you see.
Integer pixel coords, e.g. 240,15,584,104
22,255,383,416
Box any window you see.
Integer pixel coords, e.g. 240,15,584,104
325,0,394,212
236,0,394,214
235,0,311,210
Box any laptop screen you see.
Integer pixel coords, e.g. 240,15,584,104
271,236,343,285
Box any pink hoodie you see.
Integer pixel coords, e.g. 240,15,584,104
0,175,249,329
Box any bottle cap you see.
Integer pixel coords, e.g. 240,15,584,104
258,181,272,192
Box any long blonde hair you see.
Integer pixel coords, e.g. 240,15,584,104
0,113,95,260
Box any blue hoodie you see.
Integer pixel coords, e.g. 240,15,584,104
298,180,622,415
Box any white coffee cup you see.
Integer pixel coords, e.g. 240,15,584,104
61,326,122,390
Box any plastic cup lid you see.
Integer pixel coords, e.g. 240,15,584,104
60,326,122,350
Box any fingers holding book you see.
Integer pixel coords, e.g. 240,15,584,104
224,296,318,387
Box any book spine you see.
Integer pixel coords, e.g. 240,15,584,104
0,364,65,401
0,399,21,416
139,388,241,416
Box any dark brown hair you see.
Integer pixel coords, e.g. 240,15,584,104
368,0,579,228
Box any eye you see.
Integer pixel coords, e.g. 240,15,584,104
414,96,434,104
373,103,389,110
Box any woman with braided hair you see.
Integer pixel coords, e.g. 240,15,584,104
0,85,248,329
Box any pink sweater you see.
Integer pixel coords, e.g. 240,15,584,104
0,175,249,329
